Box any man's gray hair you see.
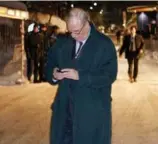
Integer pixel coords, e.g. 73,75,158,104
66,8,90,24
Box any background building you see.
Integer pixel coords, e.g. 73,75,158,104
127,5,158,38
0,1,28,85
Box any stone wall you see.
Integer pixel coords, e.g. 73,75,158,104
0,17,22,85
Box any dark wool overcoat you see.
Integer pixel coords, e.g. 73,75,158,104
45,24,118,144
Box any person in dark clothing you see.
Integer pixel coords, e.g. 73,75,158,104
116,29,121,45
27,24,43,83
119,26,144,83
39,24,48,82
40,25,60,81
24,32,32,81
45,8,117,144
47,25,60,48
24,31,30,81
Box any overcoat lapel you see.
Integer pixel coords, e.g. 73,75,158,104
59,27,97,70
71,34,97,70
71,39,76,59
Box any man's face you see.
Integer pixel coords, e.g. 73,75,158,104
42,27,47,32
67,18,87,41
34,26,39,33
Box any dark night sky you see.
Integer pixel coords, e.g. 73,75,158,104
24,1,158,13
106,1,157,9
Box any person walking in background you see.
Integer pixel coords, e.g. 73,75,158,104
45,8,117,144
116,29,121,45
119,26,144,83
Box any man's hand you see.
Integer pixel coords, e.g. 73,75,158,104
61,68,79,80
53,68,65,80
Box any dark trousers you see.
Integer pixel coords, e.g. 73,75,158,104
39,56,45,82
26,58,32,80
117,36,121,45
127,55,139,79
26,57,39,82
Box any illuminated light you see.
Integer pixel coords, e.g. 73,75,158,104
71,4,74,8
111,24,116,30
153,7,157,10
138,12,148,30
21,11,29,19
100,11,103,15
122,23,126,27
0,6,28,20
140,12,146,19
7,9,15,15
100,9,103,14
90,6,93,10
0,6,7,14
151,20,156,24
93,2,97,6
15,10,20,17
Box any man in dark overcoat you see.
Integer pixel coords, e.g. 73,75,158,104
45,8,118,144
119,26,144,83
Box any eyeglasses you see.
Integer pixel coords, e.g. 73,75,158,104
69,22,85,36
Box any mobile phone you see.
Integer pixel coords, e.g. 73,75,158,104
57,68,64,73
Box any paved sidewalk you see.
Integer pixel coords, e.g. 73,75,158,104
112,57,158,144
0,56,158,144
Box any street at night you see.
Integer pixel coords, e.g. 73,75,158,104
1,1,158,144
0,52,158,144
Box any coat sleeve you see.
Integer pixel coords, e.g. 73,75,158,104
45,39,60,85
119,36,126,56
77,38,118,89
138,35,144,50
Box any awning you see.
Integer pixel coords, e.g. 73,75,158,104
0,2,28,20
0,1,27,11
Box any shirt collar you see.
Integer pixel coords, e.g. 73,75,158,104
77,26,91,45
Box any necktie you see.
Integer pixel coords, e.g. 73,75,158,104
75,41,83,59
130,37,136,52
